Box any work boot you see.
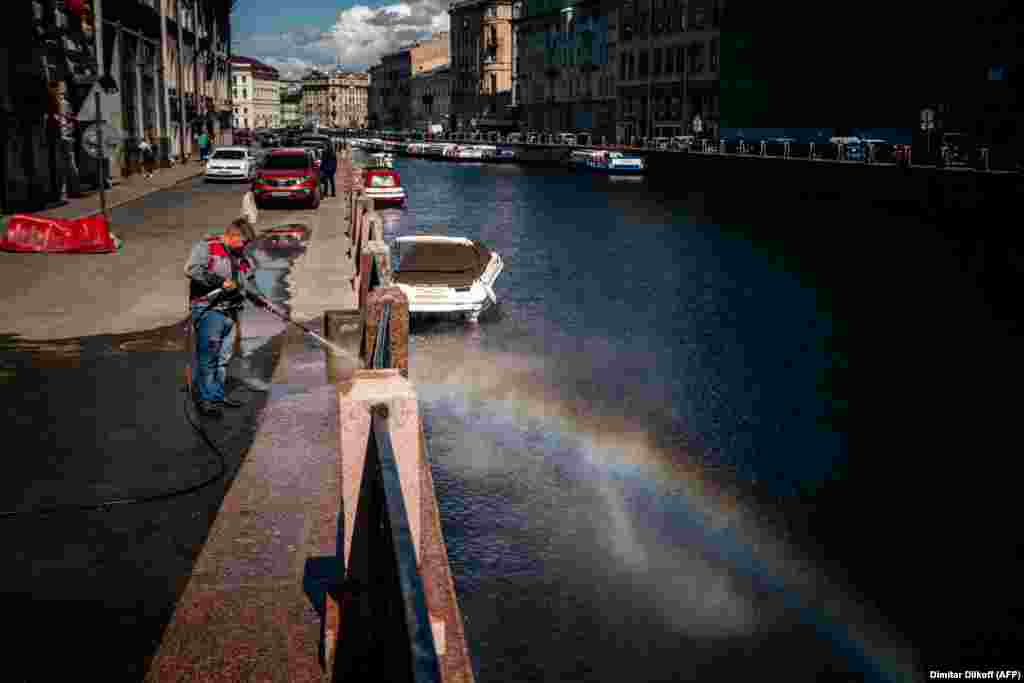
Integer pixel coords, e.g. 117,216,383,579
196,400,223,418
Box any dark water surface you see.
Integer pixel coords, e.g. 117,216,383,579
369,151,1022,682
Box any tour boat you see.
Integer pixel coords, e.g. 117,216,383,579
392,235,503,322
363,168,406,206
494,146,518,162
451,145,486,161
569,149,645,174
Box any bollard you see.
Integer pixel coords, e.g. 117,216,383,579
324,308,364,383
760,140,766,156
366,239,392,287
809,141,815,159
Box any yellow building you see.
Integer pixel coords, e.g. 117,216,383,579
449,0,516,131
302,70,370,129
231,56,281,130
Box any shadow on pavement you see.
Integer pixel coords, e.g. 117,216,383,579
0,322,285,680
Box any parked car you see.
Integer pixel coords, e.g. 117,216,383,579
251,148,321,209
204,146,257,182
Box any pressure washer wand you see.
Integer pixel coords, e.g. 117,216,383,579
244,287,339,352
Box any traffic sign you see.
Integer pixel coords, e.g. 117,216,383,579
82,122,122,158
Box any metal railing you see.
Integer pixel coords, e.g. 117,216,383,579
354,131,1021,172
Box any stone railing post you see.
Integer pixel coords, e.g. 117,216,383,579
361,286,409,377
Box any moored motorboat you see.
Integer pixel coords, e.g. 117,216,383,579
392,236,503,322
363,168,406,206
569,149,645,174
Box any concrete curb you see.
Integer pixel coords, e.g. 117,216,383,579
36,166,207,220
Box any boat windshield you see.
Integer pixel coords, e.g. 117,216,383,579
369,174,396,187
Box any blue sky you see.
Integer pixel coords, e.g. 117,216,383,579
231,0,450,79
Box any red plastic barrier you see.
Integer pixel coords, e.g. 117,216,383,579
0,213,118,253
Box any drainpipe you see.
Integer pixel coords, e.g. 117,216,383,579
160,0,170,159
175,0,186,159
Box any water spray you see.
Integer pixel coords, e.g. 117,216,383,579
240,285,360,363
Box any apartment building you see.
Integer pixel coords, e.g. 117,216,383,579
368,32,449,130
301,70,370,129
513,0,616,139
231,56,280,129
279,80,303,127
2,0,233,213
449,0,516,131
410,64,453,131
615,0,722,143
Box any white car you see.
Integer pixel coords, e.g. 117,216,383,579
204,147,257,181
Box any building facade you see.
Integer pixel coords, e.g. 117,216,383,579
410,65,453,131
301,70,370,129
514,0,616,139
279,80,302,127
230,56,280,130
2,0,233,213
449,0,516,131
367,32,449,130
614,0,722,143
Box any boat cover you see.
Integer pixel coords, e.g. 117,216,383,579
394,241,491,288
0,213,120,253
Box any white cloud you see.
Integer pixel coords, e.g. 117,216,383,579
235,0,451,77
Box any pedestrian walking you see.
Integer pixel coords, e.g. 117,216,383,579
184,218,266,417
48,80,82,200
198,130,210,162
139,136,156,179
320,145,338,198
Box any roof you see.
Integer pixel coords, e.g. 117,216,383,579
394,238,492,288
230,55,280,78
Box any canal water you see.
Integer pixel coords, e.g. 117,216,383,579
361,151,1021,682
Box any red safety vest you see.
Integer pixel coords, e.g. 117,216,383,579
190,237,253,304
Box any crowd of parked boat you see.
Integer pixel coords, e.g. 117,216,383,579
349,137,647,175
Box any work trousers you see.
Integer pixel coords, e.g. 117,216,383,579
190,305,236,403
321,172,336,197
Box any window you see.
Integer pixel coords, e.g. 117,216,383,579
262,153,311,170
710,39,718,72
620,51,627,80
653,48,661,75
638,50,648,77
665,47,674,73
491,73,497,93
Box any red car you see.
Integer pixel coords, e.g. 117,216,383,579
252,148,321,209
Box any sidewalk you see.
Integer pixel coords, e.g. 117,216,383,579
146,187,357,682
37,161,208,220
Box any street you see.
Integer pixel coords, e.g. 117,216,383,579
0,166,354,680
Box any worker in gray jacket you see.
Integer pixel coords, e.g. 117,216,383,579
184,218,269,416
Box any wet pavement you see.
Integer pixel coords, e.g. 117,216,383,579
1,168,353,680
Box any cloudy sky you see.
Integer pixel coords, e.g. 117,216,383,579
232,0,451,80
